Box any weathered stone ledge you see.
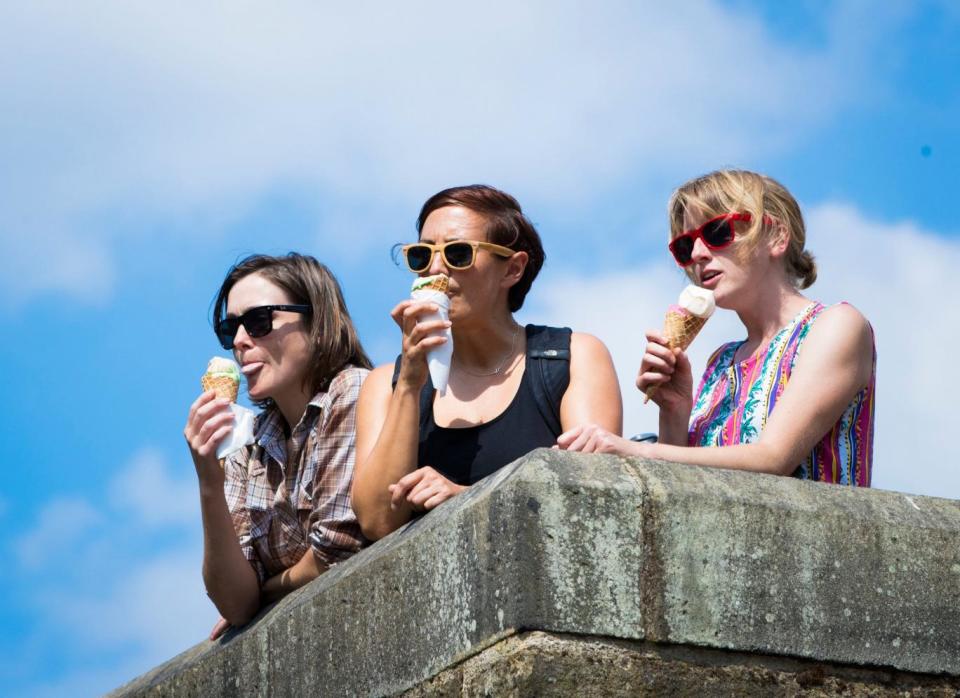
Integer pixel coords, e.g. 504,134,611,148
406,631,960,697
110,450,960,696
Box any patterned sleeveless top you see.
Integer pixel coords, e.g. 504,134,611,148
688,302,875,486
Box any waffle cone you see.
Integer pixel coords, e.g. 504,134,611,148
418,275,449,293
644,309,708,404
662,310,707,351
201,374,239,402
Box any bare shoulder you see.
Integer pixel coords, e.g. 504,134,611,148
358,363,396,402
570,331,612,360
568,332,617,384
806,303,873,354
795,303,874,390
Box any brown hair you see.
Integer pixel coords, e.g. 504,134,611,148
668,169,817,289
416,184,545,312
212,253,372,407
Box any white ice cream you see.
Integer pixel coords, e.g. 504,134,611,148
678,284,716,318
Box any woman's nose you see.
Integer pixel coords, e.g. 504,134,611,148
427,247,449,275
690,236,712,263
233,323,255,351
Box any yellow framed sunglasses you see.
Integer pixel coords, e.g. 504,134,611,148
401,240,515,272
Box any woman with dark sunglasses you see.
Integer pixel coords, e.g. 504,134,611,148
184,253,372,639
351,184,622,540
558,169,876,486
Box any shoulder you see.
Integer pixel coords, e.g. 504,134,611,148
570,331,612,360
793,303,874,388
358,363,397,401
812,301,870,329
568,332,616,379
329,364,371,392
805,302,873,355
313,367,371,426
322,365,371,407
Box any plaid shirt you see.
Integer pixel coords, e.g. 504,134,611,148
223,365,369,585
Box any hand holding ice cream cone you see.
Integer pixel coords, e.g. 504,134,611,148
191,357,256,466
643,285,715,404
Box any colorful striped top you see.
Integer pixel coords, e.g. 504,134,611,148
688,302,875,486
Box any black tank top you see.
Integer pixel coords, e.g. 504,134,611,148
418,355,560,486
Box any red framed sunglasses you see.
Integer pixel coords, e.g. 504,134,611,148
668,212,754,266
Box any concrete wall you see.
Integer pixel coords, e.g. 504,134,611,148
110,451,960,696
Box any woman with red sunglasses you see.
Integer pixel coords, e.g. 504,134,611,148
184,253,372,639
352,185,622,541
558,169,876,486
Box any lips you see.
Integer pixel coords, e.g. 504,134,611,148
700,270,721,288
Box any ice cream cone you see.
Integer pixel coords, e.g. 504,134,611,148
662,306,707,351
201,357,243,468
411,274,453,395
418,274,449,293
201,373,239,402
644,285,715,404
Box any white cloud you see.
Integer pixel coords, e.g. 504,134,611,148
12,448,214,695
51,547,210,657
531,202,960,500
0,1,883,304
108,448,198,528
14,497,102,570
24,548,210,698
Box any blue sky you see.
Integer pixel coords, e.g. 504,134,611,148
1,2,958,695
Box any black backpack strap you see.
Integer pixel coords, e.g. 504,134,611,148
391,355,434,426
525,325,571,436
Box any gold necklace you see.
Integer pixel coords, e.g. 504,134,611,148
455,323,521,377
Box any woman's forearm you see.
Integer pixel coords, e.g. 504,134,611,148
352,382,424,540
646,440,793,476
658,405,691,446
261,548,327,604
198,484,261,626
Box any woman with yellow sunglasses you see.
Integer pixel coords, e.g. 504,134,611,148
352,184,622,540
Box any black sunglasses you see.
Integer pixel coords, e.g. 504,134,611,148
215,304,311,350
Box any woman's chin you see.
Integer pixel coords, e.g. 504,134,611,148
246,381,269,402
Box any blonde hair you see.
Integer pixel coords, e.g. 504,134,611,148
667,169,817,289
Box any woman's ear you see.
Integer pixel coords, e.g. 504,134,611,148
501,250,529,289
768,221,791,258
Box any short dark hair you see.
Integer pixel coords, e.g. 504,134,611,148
416,184,545,312
212,253,372,407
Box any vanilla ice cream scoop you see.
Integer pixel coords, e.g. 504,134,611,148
678,284,716,318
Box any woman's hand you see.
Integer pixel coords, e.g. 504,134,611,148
556,424,648,456
388,466,466,511
184,391,234,483
209,616,231,641
390,300,451,391
636,331,693,413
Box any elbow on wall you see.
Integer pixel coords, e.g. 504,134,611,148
356,511,400,542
